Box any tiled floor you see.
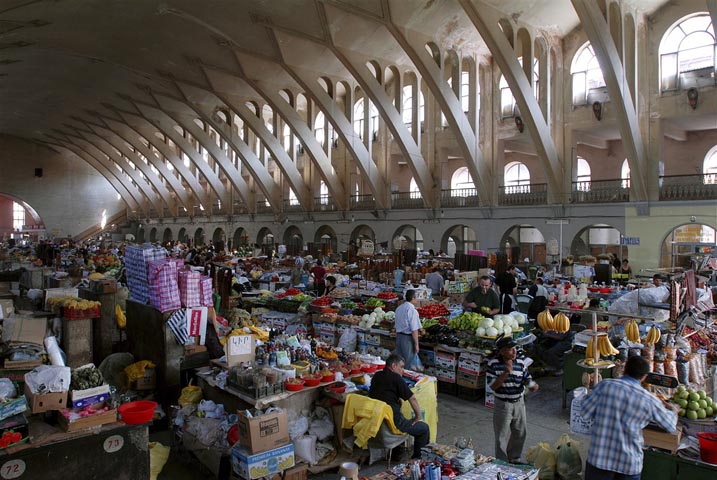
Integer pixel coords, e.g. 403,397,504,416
154,375,589,479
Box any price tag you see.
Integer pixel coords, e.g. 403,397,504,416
1,459,26,479
103,434,124,453
229,335,252,355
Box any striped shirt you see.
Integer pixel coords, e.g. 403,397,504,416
581,376,677,475
487,356,532,401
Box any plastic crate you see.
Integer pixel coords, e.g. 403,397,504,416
63,306,100,319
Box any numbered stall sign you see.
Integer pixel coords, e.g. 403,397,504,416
1,459,26,479
103,434,125,453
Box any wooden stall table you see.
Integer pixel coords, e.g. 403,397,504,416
0,419,149,480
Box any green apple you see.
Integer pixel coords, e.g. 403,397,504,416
678,398,688,409
676,385,686,393
689,401,700,411
679,408,686,417
687,409,698,420
699,399,708,409
706,406,714,417
689,391,701,402
679,390,690,400
706,397,714,407
698,408,707,419
698,390,707,399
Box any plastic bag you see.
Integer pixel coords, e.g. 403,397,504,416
294,434,318,465
408,353,424,373
149,442,170,480
288,414,310,440
337,328,357,352
0,379,16,402
554,433,582,480
179,382,203,407
309,406,334,441
526,442,556,480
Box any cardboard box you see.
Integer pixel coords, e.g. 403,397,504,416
58,402,117,432
231,442,295,479
457,371,485,389
131,367,156,390
458,352,484,375
643,425,682,453
283,464,308,480
70,384,110,408
89,278,117,294
24,383,68,413
237,409,290,454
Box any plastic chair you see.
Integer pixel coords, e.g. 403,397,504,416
366,421,410,466
515,294,533,314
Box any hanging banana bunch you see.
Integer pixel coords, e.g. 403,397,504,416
585,335,596,361
537,309,555,331
644,326,661,345
554,312,570,333
597,335,620,356
624,319,640,343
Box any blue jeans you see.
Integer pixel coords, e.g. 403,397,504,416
585,462,641,480
394,412,430,458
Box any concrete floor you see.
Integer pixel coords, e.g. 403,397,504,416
153,375,590,479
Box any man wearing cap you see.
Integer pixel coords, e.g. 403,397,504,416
581,355,678,479
487,336,539,463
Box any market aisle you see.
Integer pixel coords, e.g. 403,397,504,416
156,375,590,479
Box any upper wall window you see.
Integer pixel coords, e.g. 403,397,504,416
450,167,474,195
571,42,607,106
659,13,715,91
704,145,717,184
576,157,591,191
504,161,530,187
409,177,421,199
353,97,379,140
402,85,425,132
319,181,329,205
12,202,25,231
499,58,539,118
621,159,631,189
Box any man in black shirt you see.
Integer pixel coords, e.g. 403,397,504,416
369,354,430,459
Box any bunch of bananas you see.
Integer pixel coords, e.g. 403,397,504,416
585,334,619,361
553,312,571,333
585,335,597,360
536,309,555,331
644,326,661,345
624,319,640,343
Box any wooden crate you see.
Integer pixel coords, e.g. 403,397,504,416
642,425,682,453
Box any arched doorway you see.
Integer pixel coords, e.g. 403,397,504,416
441,225,478,257
660,223,716,269
194,228,205,246
257,227,274,255
149,227,157,243
162,228,173,244
500,225,546,264
137,228,145,243
0,194,44,243
232,227,248,253
314,225,337,254
392,225,424,252
283,226,303,256
212,228,225,244
350,224,375,245
177,227,188,244
570,224,622,260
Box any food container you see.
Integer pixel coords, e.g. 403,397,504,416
361,363,377,373
118,400,157,425
327,382,346,394
302,374,322,387
320,372,335,383
371,360,386,370
285,379,305,391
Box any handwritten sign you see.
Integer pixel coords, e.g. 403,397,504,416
570,391,593,435
228,335,252,356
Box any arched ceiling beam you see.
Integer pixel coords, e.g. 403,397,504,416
130,99,232,211
172,81,311,211
57,128,161,215
104,107,212,211
571,0,648,201
70,120,178,215
84,114,194,211
150,93,260,211
44,134,146,215
708,1,717,51
457,0,563,203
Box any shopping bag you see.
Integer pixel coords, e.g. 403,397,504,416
526,442,557,480
409,353,424,372
554,434,582,480
178,381,203,407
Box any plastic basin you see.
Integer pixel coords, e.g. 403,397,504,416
698,432,717,464
118,400,157,425
285,379,305,391
302,375,321,387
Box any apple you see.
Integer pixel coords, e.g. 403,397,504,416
689,391,700,402
688,401,700,411
698,390,707,399
687,409,698,420
679,409,686,417
699,399,708,409
679,390,690,400
676,385,686,393
706,406,714,417
677,399,688,409
698,408,707,419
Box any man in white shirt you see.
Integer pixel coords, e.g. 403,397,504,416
394,289,421,369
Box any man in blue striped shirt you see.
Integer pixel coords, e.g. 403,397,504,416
581,355,678,479
488,336,539,462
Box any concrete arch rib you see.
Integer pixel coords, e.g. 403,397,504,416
570,0,648,201
457,0,562,203
150,93,256,211
205,69,346,210
46,136,145,214
74,125,177,215
132,101,230,210
108,109,211,211
90,116,194,211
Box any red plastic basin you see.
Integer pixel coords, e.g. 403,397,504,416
118,400,157,425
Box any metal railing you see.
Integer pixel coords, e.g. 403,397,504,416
391,191,425,209
440,188,480,207
570,179,629,203
313,195,337,212
498,183,548,206
256,202,273,214
660,173,717,200
349,194,376,211
282,199,303,213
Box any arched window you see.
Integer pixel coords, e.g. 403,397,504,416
504,162,530,187
571,42,607,105
461,71,470,112
402,85,425,131
314,111,325,145
289,189,299,206
319,181,329,205
500,58,539,117
704,145,717,184
659,13,715,91
409,177,421,199
353,97,379,140
621,159,631,189
450,167,473,196
12,202,25,231
576,157,591,191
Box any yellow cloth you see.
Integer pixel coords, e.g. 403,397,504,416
341,394,402,448
401,376,438,443
124,360,156,382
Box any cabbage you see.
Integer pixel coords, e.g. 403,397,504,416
493,319,504,330
480,318,494,329
486,326,498,337
517,316,526,325
374,308,384,315
476,327,486,336
362,314,370,322
504,326,512,336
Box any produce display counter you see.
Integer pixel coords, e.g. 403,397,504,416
0,419,149,480
642,447,717,480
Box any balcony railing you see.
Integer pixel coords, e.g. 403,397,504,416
440,188,480,207
313,195,337,212
256,202,273,214
391,191,425,209
498,183,547,206
349,194,376,211
660,173,717,200
283,199,303,213
570,179,629,203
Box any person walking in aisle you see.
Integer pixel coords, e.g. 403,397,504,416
581,355,678,479
394,289,421,370
425,263,445,296
488,336,539,463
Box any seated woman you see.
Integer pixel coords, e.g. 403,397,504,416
324,275,337,296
